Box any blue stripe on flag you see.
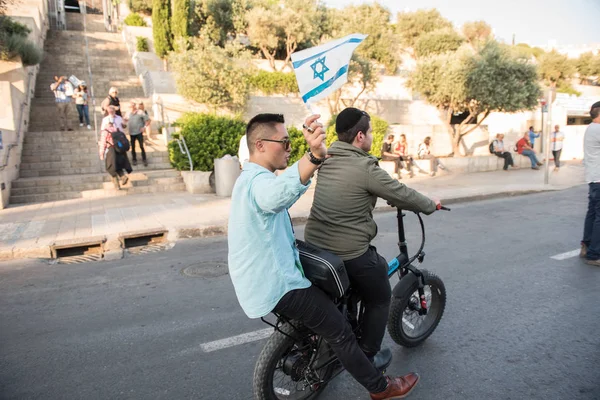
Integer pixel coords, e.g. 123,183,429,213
302,64,349,103
292,38,364,69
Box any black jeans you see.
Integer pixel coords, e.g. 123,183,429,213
130,134,146,161
274,286,388,394
382,156,403,174
343,246,391,355
583,183,600,260
494,151,514,170
552,149,562,168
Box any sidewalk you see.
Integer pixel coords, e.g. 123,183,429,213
0,163,585,261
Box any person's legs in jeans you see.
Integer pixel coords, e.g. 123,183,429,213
521,149,538,168
130,135,139,162
76,104,85,124
83,105,90,126
552,150,561,168
583,183,600,260
274,286,388,394
344,246,391,356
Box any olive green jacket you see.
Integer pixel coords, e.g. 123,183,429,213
305,141,436,260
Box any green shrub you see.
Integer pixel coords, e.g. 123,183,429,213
1,33,43,65
248,70,299,95
136,36,149,52
152,0,173,58
288,126,308,164
129,0,152,13
124,12,146,26
0,16,31,37
324,114,388,158
168,113,246,171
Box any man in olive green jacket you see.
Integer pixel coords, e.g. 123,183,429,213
305,107,438,369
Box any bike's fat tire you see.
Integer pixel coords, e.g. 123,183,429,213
387,270,446,348
253,324,332,400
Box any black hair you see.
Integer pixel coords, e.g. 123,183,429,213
337,115,370,144
246,113,285,152
591,107,600,120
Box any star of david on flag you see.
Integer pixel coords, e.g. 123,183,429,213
291,33,367,105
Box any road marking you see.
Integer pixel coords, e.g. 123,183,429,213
199,328,273,353
550,249,580,260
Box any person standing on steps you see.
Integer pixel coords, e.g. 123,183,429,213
73,82,91,130
100,106,126,131
581,101,600,266
98,119,132,190
50,76,74,131
101,87,122,117
551,125,565,171
127,101,149,167
137,102,152,137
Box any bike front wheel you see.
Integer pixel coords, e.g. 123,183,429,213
253,323,336,400
387,269,446,347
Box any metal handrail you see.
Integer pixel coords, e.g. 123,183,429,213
0,70,35,171
155,95,193,171
81,3,99,143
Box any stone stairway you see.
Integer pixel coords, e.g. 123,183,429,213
9,11,185,206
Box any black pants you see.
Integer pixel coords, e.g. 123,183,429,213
583,183,600,260
382,156,402,174
552,149,562,168
343,246,391,355
494,151,514,170
130,134,146,161
274,286,388,394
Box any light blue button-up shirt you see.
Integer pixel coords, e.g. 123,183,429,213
228,161,312,319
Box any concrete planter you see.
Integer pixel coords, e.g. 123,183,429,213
181,171,214,194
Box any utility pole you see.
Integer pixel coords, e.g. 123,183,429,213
544,87,555,184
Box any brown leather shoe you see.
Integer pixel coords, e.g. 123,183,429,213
370,374,420,400
580,244,587,259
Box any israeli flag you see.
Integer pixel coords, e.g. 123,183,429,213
291,33,368,105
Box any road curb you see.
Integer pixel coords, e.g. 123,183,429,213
0,186,566,261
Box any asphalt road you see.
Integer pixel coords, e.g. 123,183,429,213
1,185,599,400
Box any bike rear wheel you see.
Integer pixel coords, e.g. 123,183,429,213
253,323,336,400
387,270,446,347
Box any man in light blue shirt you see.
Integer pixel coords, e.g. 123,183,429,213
228,113,420,400
528,126,540,148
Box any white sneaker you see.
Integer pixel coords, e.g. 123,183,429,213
79,123,84,127
87,125,91,130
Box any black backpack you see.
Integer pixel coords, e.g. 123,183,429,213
111,130,130,153
489,141,495,154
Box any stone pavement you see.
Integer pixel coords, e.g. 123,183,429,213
0,162,585,261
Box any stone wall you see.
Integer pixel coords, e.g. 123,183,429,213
0,0,47,209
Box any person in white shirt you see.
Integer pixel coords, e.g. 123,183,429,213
581,101,600,266
551,125,565,171
238,134,249,168
417,136,446,176
100,106,126,131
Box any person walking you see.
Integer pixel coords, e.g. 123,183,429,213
101,87,122,117
73,82,91,130
137,102,152,137
50,76,74,131
581,101,600,266
127,101,149,167
516,132,543,170
491,133,517,170
98,119,132,189
100,106,126,131
551,125,565,171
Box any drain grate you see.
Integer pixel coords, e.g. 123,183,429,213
182,261,229,278
127,243,173,255
56,254,103,264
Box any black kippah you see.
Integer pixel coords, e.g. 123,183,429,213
591,101,600,111
336,107,369,134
